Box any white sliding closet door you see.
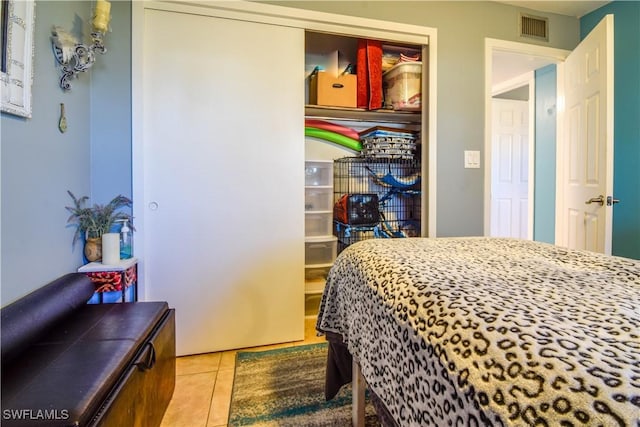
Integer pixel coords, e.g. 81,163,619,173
142,9,305,355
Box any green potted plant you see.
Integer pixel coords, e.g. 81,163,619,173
66,190,134,262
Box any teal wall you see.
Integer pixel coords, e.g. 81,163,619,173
581,3,640,259
1,1,131,305
533,64,556,244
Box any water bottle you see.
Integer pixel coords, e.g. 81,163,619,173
120,219,133,259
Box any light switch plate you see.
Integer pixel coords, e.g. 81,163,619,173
464,150,480,168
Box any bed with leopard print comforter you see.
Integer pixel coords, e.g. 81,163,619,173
316,237,640,427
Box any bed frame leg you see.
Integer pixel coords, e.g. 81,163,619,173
352,358,365,427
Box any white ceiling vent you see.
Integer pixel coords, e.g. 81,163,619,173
520,13,549,41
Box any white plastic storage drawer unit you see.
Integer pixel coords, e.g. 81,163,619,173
305,187,333,212
305,160,333,187
305,236,337,265
305,211,333,236
305,264,332,281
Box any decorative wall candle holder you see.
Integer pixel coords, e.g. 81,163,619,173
50,0,111,91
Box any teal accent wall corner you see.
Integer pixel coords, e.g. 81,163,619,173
581,2,640,259
533,64,557,244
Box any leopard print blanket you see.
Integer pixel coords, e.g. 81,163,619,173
316,237,640,426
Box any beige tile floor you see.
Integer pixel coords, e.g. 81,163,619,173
160,316,325,427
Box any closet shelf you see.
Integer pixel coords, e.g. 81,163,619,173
305,105,421,124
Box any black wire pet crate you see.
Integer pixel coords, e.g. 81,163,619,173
333,157,421,254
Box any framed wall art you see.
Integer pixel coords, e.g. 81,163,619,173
1,0,35,118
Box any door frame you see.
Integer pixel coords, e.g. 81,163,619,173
484,38,570,238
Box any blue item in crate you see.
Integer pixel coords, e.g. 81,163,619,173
365,165,421,189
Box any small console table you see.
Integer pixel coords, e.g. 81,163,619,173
78,257,138,303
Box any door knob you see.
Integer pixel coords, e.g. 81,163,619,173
606,196,620,206
585,195,605,206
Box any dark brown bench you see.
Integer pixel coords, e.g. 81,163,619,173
1,273,175,427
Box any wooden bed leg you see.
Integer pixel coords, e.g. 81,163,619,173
352,358,365,427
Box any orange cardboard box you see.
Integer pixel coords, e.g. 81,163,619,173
309,72,357,108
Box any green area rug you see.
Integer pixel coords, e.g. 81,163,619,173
228,342,379,426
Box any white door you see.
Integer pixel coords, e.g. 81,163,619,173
491,98,529,238
142,9,305,355
557,15,614,254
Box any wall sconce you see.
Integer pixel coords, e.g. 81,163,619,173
50,0,111,91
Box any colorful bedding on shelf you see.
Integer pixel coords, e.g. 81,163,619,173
317,237,640,427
